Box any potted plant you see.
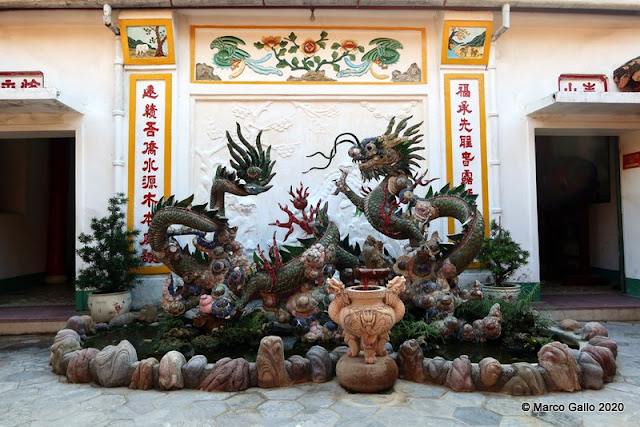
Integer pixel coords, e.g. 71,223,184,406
477,220,530,301
76,193,143,322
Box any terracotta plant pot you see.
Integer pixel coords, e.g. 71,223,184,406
87,291,132,323
481,283,521,302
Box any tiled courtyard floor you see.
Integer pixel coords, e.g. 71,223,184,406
0,321,639,426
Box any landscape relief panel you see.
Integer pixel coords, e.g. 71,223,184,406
191,26,426,84
192,98,427,253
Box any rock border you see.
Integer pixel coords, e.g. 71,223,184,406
51,315,617,395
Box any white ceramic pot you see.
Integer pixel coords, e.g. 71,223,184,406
481,283,521,302
87,291,132,323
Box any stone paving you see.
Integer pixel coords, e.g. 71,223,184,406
0,321,638,427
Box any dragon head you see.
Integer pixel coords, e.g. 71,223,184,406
304,116,424,182
348,116,424,181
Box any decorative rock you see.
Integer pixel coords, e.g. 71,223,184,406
558,319,581,331
159,350,186,390
582,322,608,340
572,349,604,390
182,355,207,389
286,355,311,384
66,348,99,383
95,322,109,332
425,357,450,385
108,312,138,328
129,358,159,390
335,354,398,393
50,335,82,375
257,336,291,388
445,355,475,392
81,315,96,334
397,339,424,383
137,304,159,323
582,344,616,383
479,357,502,388
91,340,138,388
502,362,546,396
538,342,580,392
65,316,87,338
306,345,333,383
53,328,81,345
588,336,618,358
199,357,249,392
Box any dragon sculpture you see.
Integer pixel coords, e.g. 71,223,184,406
309,116,485,317
149,124,358,328
149,116,484,330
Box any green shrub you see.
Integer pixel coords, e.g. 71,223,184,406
477,220,530,287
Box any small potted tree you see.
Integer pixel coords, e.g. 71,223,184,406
76,194,142,322
477,220,530,301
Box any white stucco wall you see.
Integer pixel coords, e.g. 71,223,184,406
2,7,640,299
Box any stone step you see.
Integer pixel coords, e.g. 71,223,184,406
0,305,83,335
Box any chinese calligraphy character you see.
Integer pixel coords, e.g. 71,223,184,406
143,122,159,137
141,249,157,264
141,175,157,189
141,212,153,226
142,140,158,155
456,83,471,97
143,158,158,172
583,82,596,92
20,79,40,88
139,232,150,246
141,192,158,208
143,103,157,119
1,79,16,88
563,82,577,92
461,152,475,167
457,101,473,115
460,135,473,148
461,170,473,185
142,85,158,99
458,118,473,132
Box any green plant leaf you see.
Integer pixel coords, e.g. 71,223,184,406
276,60,288,69
279,40,288,47
320,31,328,39
357,45,365,52
313,55,321,64
288,46,298,53
317,41,326,49
331,42,341,49
292,57,299,66
332,63,341,72
288,32,297,42
254,42,265,49
331,51,338,60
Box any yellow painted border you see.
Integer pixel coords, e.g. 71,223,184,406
444,73,490,238
121,19,176,66
441,20,492,66
128,73,172,275
190,25,427,85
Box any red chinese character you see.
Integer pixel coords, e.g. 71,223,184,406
143,122,159,137
141,192,158,207
1,79,16,88
467,188,474,195
141,175,157,189
583,82,596,92
141,212,153,225
459,135,473,148
143,104,157,118
456,83,471,97
563,82,577,92
141,248,158,264
458,118,473,132
139,232,150,245
457,101,473,115
461,170,473,185
142,158,158,172
142,85,158,99
461,152,475,166
20,79,40,88
142,140,158,155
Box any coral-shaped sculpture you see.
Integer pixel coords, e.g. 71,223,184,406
327,275,406,364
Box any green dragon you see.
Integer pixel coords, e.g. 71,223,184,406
149,125,357,318
312,116,485,281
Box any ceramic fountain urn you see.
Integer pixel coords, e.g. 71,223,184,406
327,274,406,392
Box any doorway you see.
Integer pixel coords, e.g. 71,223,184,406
0,136,75,306
535,134,622,294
